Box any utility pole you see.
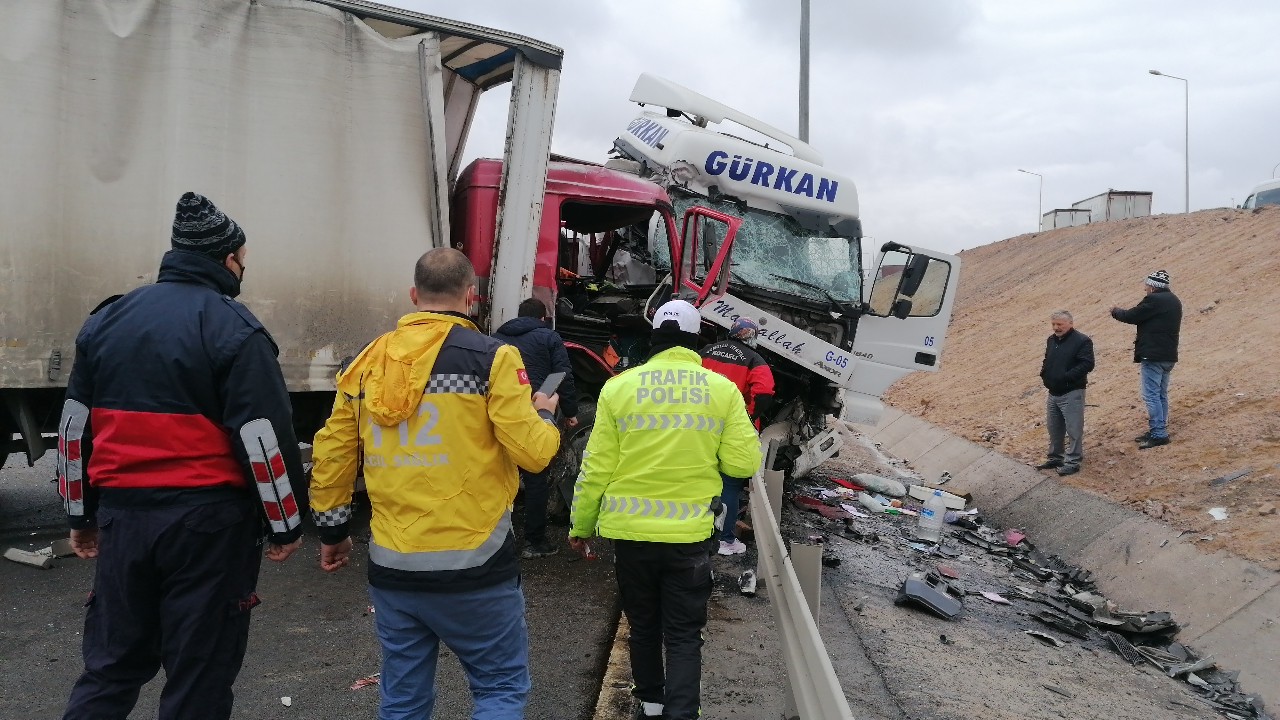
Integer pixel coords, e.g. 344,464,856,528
799,0,810,142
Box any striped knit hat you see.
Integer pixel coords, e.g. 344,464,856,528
1145,269,1170,289
729,317,759,341
171,192,246,260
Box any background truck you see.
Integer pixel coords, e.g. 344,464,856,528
0,0,729,480
0,0,570,470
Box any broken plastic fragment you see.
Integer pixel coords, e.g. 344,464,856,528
980,591,1012,605
281,697,292,707
350,673,381,691
1025,630,1065,648
1207,507,1229,521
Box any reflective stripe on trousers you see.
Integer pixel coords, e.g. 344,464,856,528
368,512,512,571
601,496,710,522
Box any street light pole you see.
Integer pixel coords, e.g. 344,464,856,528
799,0,810,142
1017,169,1043,230
1272,160,1280,179
1149,69,1189,213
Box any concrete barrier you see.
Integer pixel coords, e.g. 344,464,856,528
855,410,1280,709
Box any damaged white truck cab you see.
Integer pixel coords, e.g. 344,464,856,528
611,74,961,477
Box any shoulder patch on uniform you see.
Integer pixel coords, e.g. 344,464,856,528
517,368,530,385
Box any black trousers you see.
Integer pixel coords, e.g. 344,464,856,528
63,499,264,720
615,538,715,720
521,468,551,545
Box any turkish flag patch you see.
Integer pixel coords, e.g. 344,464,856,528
517,369,530,385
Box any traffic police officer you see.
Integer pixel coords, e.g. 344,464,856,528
570,300,762,720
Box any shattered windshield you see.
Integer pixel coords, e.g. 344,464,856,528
664,192,862,303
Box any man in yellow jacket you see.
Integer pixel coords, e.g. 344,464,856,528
570,300,762,720
310,248,561,720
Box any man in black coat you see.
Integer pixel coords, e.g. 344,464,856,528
59,193,305,720
1111,270,1182,449
1036,311,1095,476
493,298,579,557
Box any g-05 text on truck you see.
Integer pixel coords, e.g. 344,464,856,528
607,74,962,478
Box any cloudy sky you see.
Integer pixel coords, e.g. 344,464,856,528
395,0,1280,254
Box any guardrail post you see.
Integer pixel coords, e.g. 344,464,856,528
789,540,823,622
765,469,785,526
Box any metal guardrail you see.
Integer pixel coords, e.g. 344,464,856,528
750,436,855,720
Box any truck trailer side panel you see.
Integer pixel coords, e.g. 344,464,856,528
0,0,448,393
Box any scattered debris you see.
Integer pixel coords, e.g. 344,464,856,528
738,570,757,597
895,572,962,620
907,485,967,510
936,564,960,580
936,472,953,485
939,634,955,645
1043,683,1075,699
979,591,1011,605
821,551,841,567
280,697,292,707
4,548,54,569
852,473,907,497
1105,631,1145,666
1032,610,1091,640
1210,468,1253,487
1207,507,1230,521
1003,529,1027,547
1258,503,1277,517
1025,630,1065,648
350,673,380,691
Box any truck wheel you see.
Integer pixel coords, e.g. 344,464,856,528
547,402,596,517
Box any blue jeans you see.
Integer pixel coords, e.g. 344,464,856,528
370,578,530,720
1140,360,1175,439
719,475,745,542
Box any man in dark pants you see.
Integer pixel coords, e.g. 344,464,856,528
570,300,762,720
493,297,579,558
700,317,775,556
1035,311,1095,476
1111,269,1182,448
58,193,306,720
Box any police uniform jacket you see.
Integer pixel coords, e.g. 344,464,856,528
570,346,763,544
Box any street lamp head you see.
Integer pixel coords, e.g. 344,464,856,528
1149,69,1162,76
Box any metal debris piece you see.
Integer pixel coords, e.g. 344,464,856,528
1105,631,1144,666
1210,468,1254,487
1043,684,1075,699
1024,630,1065,648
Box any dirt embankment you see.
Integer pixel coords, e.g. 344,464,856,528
885,206,1280,569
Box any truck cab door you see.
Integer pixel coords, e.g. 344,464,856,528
843,243,961,422
650,206,741,314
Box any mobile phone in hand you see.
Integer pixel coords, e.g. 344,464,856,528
537,371,566,399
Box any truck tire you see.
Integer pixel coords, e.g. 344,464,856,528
546,401,596,518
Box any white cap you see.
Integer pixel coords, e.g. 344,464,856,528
652,299,702,333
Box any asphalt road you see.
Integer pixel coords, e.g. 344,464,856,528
0,454,618,720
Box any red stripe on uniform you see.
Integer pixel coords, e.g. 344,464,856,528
88,408,243,490
268,453,286,480
250,461,271,484
281,493,298,519
263,502,283,522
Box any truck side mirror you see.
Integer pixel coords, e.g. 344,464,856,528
899,253,930,297
891,298,913,320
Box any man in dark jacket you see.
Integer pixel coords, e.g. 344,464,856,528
700,317,774,555
1035,311,1095,476
1111,270,1182,449
493,297,578,558
58,193,305,720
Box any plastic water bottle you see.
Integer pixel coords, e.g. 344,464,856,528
917,490,946,543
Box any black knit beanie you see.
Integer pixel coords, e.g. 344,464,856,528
171,192,246,260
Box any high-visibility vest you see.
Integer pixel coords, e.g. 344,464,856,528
570,346,763,543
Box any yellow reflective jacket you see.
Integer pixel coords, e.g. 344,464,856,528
310,311,560,591
570,346,763,543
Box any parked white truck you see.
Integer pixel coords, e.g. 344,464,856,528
0,0,566,470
